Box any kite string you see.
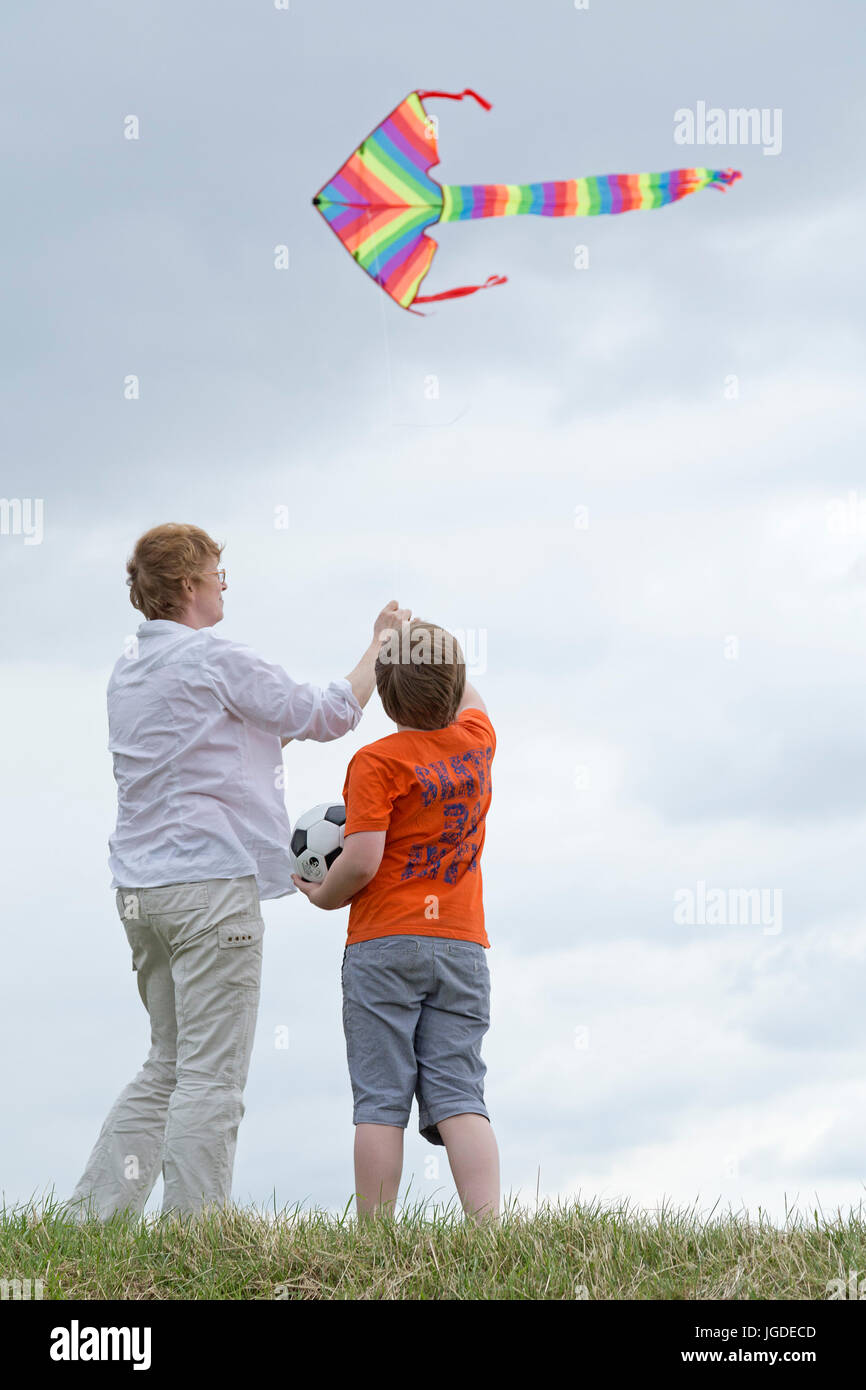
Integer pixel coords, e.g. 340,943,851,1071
363,206,400,416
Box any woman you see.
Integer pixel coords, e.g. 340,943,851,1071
67,521,409,1218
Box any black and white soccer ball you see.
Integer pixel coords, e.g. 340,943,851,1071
290,801,346,883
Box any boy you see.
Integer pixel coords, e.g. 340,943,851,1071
292,619,499,1223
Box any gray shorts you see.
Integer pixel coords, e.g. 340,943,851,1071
341,935,491,1146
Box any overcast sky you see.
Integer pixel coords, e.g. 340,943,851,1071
2,0,866,1227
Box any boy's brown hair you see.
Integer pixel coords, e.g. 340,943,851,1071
375,619,466,731
127,523,223,621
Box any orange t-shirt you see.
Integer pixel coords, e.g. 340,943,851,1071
341,707,495,947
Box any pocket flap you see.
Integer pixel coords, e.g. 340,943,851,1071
142,883,210,915
218,917,264,949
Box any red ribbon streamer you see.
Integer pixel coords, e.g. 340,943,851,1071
415,274,508,304
416,88,492,111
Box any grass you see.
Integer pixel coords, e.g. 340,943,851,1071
1,1192,864,1299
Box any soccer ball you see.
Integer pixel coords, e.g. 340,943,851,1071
290,801,346,883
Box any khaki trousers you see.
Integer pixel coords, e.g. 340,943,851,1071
68,876,264,1218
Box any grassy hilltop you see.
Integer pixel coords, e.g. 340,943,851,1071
2,1194,865,1300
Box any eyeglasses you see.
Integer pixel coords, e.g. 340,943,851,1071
202,569,226,584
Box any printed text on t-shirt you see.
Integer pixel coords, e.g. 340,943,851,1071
400,747,493,884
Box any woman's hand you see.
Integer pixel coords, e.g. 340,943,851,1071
344,601,412,709
373,599,411,646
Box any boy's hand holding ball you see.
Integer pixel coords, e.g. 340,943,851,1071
291,873,323,903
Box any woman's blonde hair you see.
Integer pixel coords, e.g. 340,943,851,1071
126,523,223,620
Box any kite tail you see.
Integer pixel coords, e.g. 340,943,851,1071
414,168,740,308
439,168,742,220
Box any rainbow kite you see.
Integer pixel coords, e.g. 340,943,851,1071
313,88,742,314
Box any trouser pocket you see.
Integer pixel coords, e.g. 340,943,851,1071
217,916,264,989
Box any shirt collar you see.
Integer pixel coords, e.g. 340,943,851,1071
137,619,198,637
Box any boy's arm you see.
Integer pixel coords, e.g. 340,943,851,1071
291,830,385,910
457,680,487,715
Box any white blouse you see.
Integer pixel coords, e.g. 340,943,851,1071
107,620,361,898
